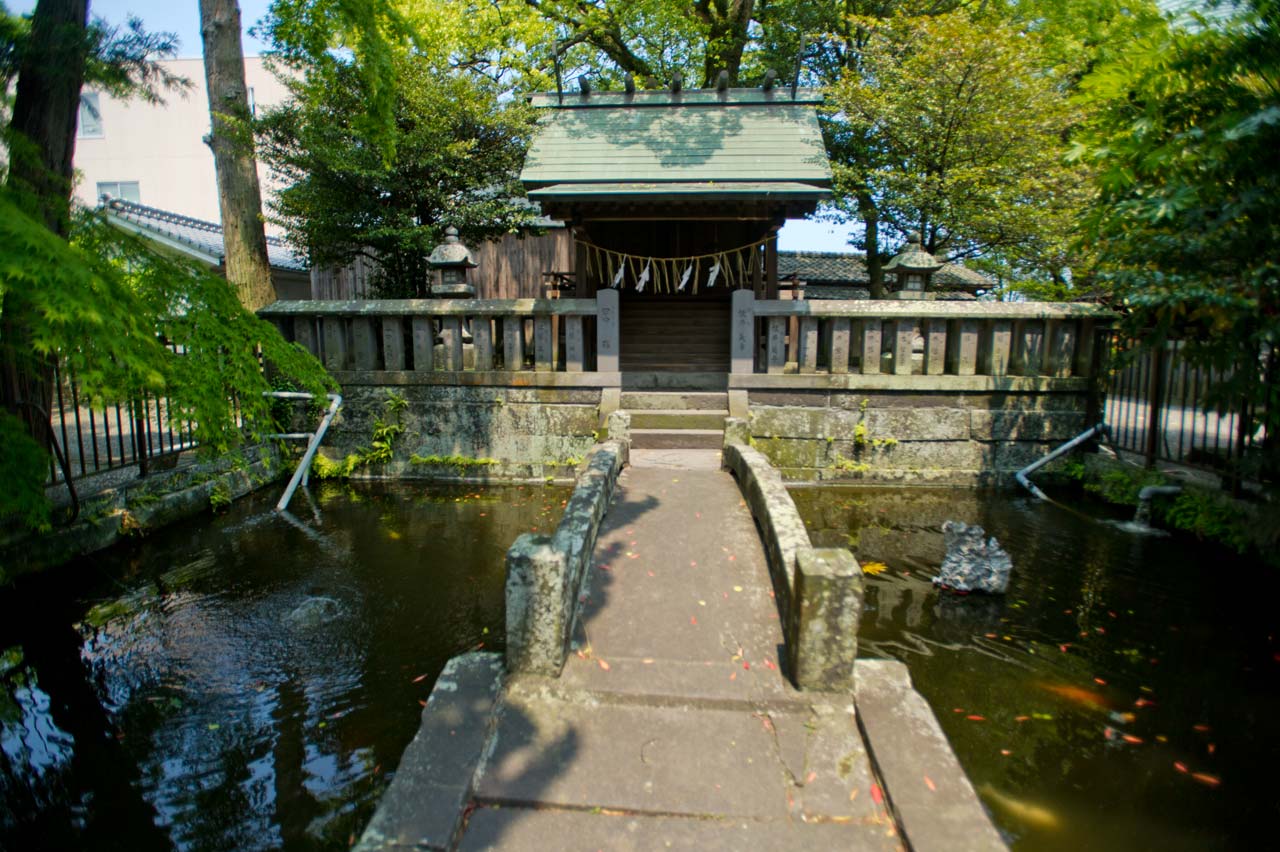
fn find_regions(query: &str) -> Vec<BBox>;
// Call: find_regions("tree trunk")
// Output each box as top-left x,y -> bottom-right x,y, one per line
1,0 -> 89,451
858,191 -> 885,299
698,0 -> 755,86
199,0 -> 276,311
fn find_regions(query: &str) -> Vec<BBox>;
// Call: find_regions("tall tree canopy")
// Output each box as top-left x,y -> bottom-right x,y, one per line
1078,0 -> 1280,464
257,53 -> 536,296
0,1 -> 331,529
827,11 -> 1088,295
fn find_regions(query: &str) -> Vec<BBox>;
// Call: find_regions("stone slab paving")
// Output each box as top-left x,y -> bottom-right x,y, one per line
461,466 -> 904,850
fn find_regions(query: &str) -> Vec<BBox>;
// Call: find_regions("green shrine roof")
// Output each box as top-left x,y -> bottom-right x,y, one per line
521,88 -> 832,203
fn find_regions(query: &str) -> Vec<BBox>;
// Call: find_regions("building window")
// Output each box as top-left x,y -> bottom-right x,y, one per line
78,92 -> 103,138
97,181 -> 141,204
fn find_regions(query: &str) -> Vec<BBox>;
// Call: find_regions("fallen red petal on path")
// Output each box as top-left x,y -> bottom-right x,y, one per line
598,659 -> 611,671
1174,762 -> 1189,773
412,673 -> 429,683
690,616 -> 698,625
871,784 -> 884,805
1193,724 -> 1211,732
1015,715 -> 1030,722
1192,773 -> 1221,787
1094,677 -> 1107,685
924,776 -> 937,791
967,715 -> 986,722
1122,734 -> 1143,744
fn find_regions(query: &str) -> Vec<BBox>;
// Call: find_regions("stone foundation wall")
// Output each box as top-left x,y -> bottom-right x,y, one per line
746,388 -> 1093,485
321,380 -> 606,481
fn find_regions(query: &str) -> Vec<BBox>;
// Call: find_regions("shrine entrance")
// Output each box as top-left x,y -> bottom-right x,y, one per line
520,85 -> 831,383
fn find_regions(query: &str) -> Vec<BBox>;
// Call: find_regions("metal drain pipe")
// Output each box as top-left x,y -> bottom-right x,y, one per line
262,391 -> 342,513
1015,423 -> 1109,501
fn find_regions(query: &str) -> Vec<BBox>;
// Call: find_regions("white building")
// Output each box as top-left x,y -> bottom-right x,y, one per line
73,56 -> 289,232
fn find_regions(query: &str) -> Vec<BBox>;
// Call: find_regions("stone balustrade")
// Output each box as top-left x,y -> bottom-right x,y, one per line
731,290 -> 1112,386
260,291 -> 621,386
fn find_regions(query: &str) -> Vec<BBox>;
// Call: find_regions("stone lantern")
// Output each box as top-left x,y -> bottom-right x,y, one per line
884,231 -> 943,300
427,226 -> 478,297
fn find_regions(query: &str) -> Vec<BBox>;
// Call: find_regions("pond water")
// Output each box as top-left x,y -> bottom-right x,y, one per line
790,486 -> 1280,852
0,481 -> 569,852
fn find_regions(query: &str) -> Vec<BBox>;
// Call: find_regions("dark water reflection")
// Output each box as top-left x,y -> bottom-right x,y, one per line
0,481 -> 569,851
790,486 -> 1280,852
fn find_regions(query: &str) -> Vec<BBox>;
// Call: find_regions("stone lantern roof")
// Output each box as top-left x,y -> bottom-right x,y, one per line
884,232 -> 943,277
428,227 -> 478,269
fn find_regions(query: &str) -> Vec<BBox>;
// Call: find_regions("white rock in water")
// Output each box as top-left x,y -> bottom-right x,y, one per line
934,521 -> 1013,594
286,595 -> 342,629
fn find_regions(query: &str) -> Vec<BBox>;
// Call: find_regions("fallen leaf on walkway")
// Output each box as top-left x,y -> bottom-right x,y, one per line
1000,749 -> 1012,756
733,585 -> 744,592
690,616 -> 698,625
924,776 -> 936,792
849,788 -> 858,801
1192,772 -> 1221,787
862,562 -> 888,575
967,715 -> 986,722
1175,762 -> 1189,773
598,659 -> 611,671
763,658 -> 777,670
1122,734 -> 1143,744
698,600 -> 707,606
730,672 -> 737,681
1015,715 -> 1030,722
871,784 -> 883,805
806,771 -> 817,784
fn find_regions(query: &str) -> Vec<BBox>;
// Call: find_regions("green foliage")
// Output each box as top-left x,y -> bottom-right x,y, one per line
827,10 -> 1090,289
208,482 -> 232,513
408,453 -> 499,470
1084,465 -> 1168,506
261,0 -> 420,159
0,411 -> 51,530
1077,0 -> 1280,450
256,52 -> 537,296
311,391 -> 408,477
1164,488 -> 1254,554
0,195 -> 333,529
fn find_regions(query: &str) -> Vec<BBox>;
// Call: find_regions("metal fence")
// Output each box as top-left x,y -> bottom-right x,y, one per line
46,353 -> 200,486
1104,340 -> 1268,478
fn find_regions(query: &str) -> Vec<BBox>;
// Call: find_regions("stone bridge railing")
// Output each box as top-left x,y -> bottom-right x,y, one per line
730,291 -> 1113,386
260,291 -> 621,386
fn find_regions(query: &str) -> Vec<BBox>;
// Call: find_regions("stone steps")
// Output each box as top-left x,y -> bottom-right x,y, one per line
630,428 -> 724,450
621,391 -> 729,410
620,371 -> 729,390
628,409 -> 728,430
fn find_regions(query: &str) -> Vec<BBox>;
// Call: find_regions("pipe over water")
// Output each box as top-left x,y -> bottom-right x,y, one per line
262,391 -> 342,513
1015,423 -> 1110,501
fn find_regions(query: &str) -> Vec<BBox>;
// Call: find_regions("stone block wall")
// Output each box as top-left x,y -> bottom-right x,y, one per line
746,388 -> 1091,485
322,381 -> 604,481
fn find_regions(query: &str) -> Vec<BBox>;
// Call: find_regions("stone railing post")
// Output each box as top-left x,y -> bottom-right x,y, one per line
504,533 -> 570,676
596,289 -> 619,375
787,547 -> 864,692
731,289 -> 755,374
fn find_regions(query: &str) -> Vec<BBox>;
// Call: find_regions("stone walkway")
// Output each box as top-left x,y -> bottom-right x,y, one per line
458,465 -> 903,850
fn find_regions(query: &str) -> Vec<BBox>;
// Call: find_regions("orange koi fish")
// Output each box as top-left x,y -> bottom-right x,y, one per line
1038,682 -> 1111,711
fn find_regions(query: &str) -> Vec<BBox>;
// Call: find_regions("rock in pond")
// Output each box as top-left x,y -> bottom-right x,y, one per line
934,520 -> 1013,594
